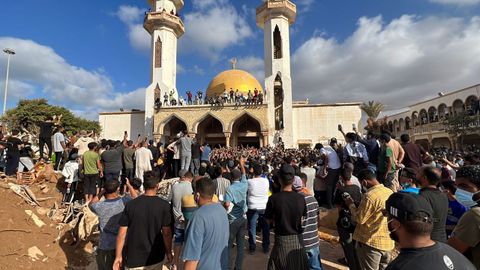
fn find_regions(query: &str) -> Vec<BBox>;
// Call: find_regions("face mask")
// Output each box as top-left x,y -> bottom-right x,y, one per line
401,182 -> 411,190
455,188 -> 479,208
388,219 -> 400,242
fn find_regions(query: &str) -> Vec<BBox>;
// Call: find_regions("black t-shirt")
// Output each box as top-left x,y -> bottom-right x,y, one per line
19,143 -> 33,158
7,137 -> 22,155
39,122 -> 54,139
191,143 -> 201,159
334,184 -> 362,208
420,187 -> 448,243
148,146 -> 160,161
101,146 -> 124,173
265,191 -> 306,236
119,196 -> 172,268
386,242 -> 476,270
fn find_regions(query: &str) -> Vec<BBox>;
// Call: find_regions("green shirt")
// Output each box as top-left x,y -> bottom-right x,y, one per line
378,146 -> 395,173
83,150 -> 100,175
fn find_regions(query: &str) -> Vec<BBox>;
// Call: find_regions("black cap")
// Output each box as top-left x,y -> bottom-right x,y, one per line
279,164 -> 295,182
386,193 -> 433,223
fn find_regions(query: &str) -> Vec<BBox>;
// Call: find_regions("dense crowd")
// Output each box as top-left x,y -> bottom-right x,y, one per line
1,119 -> 480,270
156,89 -> 264,109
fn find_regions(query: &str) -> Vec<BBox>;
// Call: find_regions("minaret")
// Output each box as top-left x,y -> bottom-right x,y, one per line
144,0 -> 185,137
256,0 -> 296,148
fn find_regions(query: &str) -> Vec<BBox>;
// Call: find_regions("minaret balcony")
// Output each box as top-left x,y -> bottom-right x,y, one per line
147,0 -> 184,11
144,11 -> 185,37
256,0 -> 297,28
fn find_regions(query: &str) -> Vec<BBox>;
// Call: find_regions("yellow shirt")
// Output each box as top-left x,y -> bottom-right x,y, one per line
351,184 -> 395,251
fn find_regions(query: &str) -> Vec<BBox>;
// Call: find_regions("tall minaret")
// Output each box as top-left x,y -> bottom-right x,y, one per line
144,0 -> 185,137
256,0 -> 296,148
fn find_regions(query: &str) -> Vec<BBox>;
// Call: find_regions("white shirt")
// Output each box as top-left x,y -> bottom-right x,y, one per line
74,137 -> 94,155
321,146 -> 341,169
53,132 -> 65,152
301,167 -> 316,193
247,177 -> 270,210
135,147 -> 153,171
350,175 -> 362,190
62,161 -> 79,184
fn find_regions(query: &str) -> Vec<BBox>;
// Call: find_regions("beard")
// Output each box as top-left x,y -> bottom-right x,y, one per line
388,221 -> 400,242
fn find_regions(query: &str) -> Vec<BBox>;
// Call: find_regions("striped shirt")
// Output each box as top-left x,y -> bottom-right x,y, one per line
301,193 -> 320,249
214,177 -> 231,202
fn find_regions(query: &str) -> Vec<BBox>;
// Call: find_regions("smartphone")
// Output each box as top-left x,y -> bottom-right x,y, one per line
338,124 -> 342,131
352,123 -> 356,130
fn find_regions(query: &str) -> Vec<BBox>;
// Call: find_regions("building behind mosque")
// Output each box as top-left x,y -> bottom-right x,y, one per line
99,0 -> 362,148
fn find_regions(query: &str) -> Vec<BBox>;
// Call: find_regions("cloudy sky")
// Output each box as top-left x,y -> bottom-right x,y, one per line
1,0 -> 480,119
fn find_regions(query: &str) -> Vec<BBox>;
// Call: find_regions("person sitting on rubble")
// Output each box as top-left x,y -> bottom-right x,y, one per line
18,135 -> 35,173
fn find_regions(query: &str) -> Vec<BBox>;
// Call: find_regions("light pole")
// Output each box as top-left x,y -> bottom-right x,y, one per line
3,48 -> 15,116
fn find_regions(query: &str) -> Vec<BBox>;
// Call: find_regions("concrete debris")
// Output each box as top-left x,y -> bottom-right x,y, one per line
27,246 -> 44,261
25,210 -> 46,228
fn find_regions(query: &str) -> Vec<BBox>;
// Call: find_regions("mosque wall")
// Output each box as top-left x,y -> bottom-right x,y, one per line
292,103 -> 362,147
99,111 -> 146,141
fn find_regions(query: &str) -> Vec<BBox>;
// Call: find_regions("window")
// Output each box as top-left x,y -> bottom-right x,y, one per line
155,37 -> 162,68
273,26 -> 282,59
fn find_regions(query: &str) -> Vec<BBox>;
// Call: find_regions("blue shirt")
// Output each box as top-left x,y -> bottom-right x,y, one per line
201,145 -> 211,161
90,196 -> 131,250
182,203 -> 229,270
225,174 -> 248,222
446,199 -> 468,237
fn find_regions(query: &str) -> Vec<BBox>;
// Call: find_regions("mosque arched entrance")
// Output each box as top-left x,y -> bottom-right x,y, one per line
195,114 -> 226,147
231,114 -> 262,148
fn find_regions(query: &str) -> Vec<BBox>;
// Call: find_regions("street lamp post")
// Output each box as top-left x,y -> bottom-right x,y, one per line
3,48 -> 16,116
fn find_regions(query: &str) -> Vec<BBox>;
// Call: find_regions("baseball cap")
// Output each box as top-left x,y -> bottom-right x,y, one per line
293,176 -> 303,191
279,164 -> 295,182
385,193 -> 433,223
179,169 -> 188,178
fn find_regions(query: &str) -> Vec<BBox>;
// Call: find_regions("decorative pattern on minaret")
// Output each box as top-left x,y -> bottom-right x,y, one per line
155,37 -> 162,68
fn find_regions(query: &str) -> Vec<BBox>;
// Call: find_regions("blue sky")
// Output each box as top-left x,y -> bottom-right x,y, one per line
1,0 -> 480,119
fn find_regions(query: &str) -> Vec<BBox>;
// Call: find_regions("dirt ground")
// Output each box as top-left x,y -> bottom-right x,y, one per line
0,177 -> 346,270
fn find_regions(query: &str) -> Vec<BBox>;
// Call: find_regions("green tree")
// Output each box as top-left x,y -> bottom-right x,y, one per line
443,112 -> 479,150
1,99 -> 100,136
361,101 -> 385,120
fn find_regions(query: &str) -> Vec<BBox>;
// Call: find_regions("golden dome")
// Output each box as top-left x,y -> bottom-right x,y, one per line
206,69 -> 263,97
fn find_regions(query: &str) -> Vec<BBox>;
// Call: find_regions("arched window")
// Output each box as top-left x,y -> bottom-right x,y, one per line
155,37 -> 162,68
274,74 -> 284,130
273,26 -> 282,59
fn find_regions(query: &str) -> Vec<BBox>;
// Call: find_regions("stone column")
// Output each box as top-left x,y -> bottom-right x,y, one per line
261,132 -> 269,147
224,132 -> 232,148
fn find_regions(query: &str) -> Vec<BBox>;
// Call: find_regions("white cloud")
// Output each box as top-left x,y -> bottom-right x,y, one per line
237,56 -> 264,82
0,37 -> 145,118
116,1 -> 252,60
115,5 -> 150,52
429,0 -> 480,6
181,0 -> 253,61
291,15 -> 480,109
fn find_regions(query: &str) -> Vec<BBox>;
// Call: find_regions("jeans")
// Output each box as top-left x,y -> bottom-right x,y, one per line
305,246 -> 323,270
247,209 -> 270,252
95,249 -> 115,270
325,168 -> 340,209
180,154 -> 192,171
190,158 -> 200,175
54,151 -> 63,170
39,137 -> 52,159
173,159 -> 180,177
105,172 -> 120,182
5,153 -> 19,176
229,217 -> 246,270
337,226 -> 360,270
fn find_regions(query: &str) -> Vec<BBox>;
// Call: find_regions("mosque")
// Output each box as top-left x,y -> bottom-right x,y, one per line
99,0 -> 362,148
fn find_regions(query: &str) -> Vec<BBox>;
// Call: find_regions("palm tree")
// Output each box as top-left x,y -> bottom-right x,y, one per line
361,101 -> 385,120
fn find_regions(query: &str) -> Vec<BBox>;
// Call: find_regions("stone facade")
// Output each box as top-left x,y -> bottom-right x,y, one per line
386,84 -> 480,150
